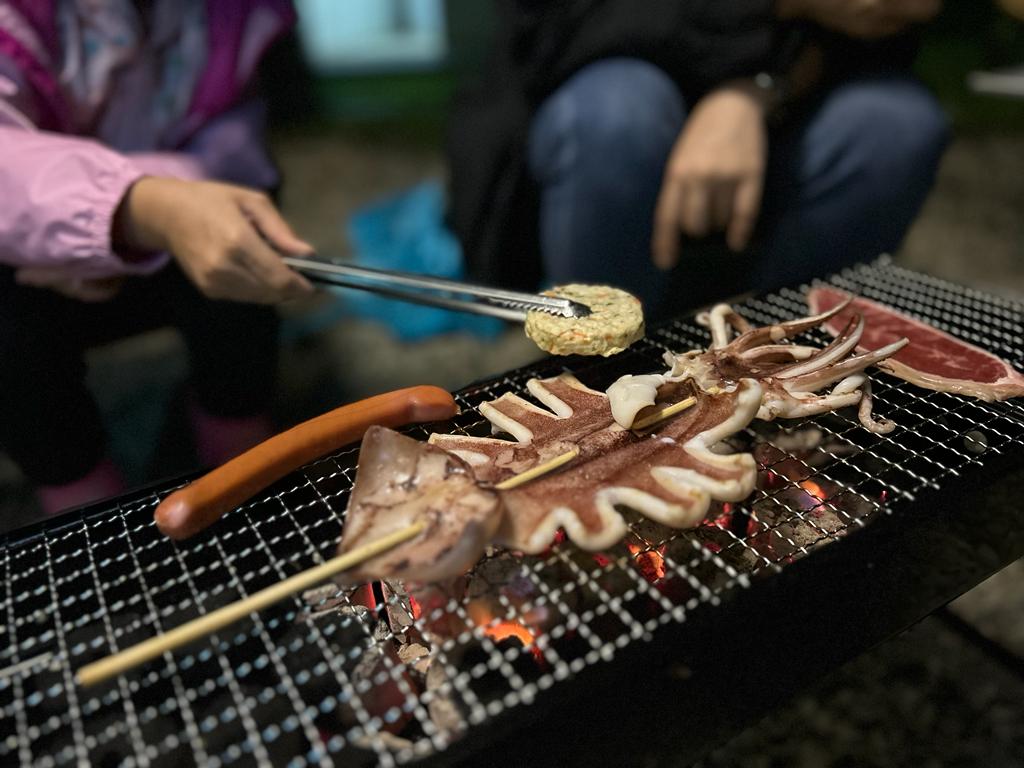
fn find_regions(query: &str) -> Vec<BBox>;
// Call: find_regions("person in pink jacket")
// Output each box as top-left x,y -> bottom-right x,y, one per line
0,0 -> 315,514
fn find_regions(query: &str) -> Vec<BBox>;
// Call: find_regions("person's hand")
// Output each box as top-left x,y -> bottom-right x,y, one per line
776,0 -> 941,39
115,177 -> 315,304
14,268 -> 124,302
652,82 -> 768,270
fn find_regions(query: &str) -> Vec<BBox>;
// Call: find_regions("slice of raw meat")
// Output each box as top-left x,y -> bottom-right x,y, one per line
807,286 -> 1024,401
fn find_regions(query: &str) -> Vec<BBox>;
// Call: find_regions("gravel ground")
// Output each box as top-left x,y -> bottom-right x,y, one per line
699,615 -> 1024,768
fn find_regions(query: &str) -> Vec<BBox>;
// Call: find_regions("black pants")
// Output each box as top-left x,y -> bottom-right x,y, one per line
0,265 -> 279,485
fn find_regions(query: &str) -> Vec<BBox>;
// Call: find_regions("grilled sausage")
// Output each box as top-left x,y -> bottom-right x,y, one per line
154,385 -> 457,540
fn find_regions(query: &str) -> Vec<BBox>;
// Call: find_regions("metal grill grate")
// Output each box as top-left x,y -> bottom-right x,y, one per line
2,257 -> 1024,767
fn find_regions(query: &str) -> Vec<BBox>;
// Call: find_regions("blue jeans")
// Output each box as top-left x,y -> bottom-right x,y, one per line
527,58 -> 949,316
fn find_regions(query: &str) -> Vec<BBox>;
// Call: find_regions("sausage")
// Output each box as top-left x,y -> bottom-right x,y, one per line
154,385 -> 457,540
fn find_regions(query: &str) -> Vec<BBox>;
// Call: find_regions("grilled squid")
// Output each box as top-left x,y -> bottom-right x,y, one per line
678,299 -> 907,434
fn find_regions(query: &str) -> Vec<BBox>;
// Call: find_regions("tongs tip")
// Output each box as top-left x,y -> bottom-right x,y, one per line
563,300 -> 592,319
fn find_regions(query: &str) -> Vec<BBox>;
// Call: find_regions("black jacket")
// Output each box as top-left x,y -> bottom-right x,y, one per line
446,0 -> 919,290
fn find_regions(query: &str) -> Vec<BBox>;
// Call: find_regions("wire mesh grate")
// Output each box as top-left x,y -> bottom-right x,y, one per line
2,257 -> 1024,767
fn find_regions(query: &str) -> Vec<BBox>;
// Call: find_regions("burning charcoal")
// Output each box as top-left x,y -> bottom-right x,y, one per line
300,584 -> 367,623
397,642 -> 432,676
344,622 -> 419,736
371,619 -> 392,644
426,657 -> 466,734
753,441 -> 789,468
775,518 -> 824,550
628,513 -> 676,547
381,581 -> 418,639
404,583 -> 471,641
301,583 -> 341,607
465,553 -> 529,598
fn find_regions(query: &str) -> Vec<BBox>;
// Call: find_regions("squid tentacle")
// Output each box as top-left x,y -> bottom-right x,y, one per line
857,377 -> 895,434
775,314 -> 864,380
667,299 -> 905,433
739,344 -> 819,363
783,338 -> 908,393
726,297 -> 853,353
831,373 -> 866,396
699,304 -> 755,349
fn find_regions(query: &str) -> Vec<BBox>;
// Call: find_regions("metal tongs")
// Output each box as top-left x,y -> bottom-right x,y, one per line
283,256 -> 592,322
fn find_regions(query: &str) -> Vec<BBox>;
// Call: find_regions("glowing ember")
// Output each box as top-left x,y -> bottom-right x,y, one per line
350,584 -> 377,610
408,595 -> 422,620
484,621 -> 545,665
708,510 -> 733,529
627,543 -> 666,582
467,601 -> 545,663
800,480 -> 827,501
485,621 -> 536,647
538,529 -> 569,556
592,553 -> 612,568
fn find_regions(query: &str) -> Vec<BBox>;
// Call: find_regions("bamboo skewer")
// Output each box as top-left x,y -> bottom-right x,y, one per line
76,521 -> 426,688
630,386 -> 722,432
630,396 -> 697,431
78,443 -> 588,688
495,447 -> 580,490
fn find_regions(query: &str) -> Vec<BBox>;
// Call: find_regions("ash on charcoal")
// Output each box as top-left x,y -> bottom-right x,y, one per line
426,656 -> 466,733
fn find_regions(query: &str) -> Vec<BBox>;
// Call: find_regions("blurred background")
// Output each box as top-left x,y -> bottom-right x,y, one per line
3,1 -> 1024,764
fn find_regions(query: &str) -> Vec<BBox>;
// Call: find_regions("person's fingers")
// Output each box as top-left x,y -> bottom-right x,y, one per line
233,225 -> 314,302
680,180 -> 710,239
709,180 -> 735,232
652,178 -> 683,270
726,175 -> 764,253
238,191 -> 314,255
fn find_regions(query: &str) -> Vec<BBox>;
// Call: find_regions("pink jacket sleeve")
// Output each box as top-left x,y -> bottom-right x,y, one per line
0,126 -> 199,278
0,32 -> 279,283
0,106 -> 280,279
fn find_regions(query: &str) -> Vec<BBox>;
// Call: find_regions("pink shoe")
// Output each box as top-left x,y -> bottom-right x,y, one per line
36,458 -> 126,515
188,401 -> 275,468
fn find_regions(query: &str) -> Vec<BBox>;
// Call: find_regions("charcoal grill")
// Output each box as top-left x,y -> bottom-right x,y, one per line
2,257 -> 1024,767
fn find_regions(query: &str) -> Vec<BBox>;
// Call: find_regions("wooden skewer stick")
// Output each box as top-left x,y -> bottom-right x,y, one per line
78,443 -> 587,688
630,386 -> 722,432
495,447 -> 580,490
76,520 -> 426,688
631,396 -> 696,432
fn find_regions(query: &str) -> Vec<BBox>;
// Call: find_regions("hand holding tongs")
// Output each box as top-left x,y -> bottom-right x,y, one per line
282,255 -> 591,322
